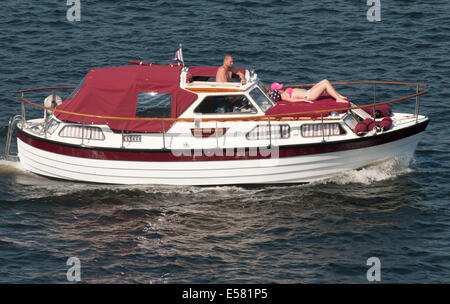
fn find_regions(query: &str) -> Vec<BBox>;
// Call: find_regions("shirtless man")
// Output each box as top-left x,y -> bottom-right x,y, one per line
216,55 -> 246,84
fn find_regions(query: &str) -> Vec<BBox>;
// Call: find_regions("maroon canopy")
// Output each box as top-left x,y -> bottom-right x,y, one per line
56,64 -> 198,133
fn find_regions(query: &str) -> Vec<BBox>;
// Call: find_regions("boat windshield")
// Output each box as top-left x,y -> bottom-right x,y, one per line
258,80 -> 270,95
249,84 -> 274,112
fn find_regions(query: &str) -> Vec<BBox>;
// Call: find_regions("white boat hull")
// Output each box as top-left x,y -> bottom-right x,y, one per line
17,130 -> 424,185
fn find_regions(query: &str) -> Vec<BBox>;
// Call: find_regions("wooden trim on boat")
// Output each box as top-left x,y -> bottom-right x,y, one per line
18,86 -> 77,93
185,88 -> 246,93
285,81 -> 428,88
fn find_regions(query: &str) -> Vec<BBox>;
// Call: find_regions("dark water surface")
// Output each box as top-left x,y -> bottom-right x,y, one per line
0,1 -> 449,283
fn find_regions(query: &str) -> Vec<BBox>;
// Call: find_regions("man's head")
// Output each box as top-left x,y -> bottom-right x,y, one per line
223,55 -> 234,68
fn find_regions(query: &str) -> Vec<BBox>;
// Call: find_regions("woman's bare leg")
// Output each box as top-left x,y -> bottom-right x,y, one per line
307,79 -> 347,103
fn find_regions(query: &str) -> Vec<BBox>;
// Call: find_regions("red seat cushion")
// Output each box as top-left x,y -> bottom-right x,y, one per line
265,94 -> 350,119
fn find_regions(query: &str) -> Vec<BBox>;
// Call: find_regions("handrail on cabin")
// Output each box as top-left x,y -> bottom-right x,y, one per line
17,81 -> 428,123
285,81 -> 428,88
18,86 -> 77,93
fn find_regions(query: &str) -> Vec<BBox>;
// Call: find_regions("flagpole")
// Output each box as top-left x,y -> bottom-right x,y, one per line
173,43 -> 184,67
179,43 -> 184,67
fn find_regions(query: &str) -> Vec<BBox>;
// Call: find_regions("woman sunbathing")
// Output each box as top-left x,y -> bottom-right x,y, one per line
269,80 -> 348,103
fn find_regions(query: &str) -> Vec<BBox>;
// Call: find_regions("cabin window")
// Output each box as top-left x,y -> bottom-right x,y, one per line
301,123 -> 346,137
46,119 -> 60,135
343,113 -> 359,130
194,95 -> 257,114
249,87 -> 274,112
136,92 -> 172,118
246,124 -> 290,140
59,125 -> 105,140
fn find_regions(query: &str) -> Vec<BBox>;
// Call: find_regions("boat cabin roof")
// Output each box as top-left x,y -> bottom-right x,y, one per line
54,63 -> 259,133
53,62 -> 348,133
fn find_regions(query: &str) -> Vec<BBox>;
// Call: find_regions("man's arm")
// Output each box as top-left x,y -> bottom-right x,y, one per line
230,67 -> 246,84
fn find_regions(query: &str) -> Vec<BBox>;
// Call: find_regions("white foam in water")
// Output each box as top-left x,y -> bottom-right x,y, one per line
322,157 -> 414,185
0,159 -> 27,175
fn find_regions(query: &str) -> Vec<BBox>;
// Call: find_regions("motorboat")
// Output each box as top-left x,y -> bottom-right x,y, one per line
4,60 -> 429,185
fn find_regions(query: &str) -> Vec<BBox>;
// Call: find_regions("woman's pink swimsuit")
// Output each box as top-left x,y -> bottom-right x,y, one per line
285,88 -> 294,98
285,88 -> 310,100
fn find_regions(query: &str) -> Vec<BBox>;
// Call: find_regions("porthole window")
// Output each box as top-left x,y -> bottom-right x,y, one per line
301,123 -> 345,137
246,124 -> 290,140
59,125 -> 105,140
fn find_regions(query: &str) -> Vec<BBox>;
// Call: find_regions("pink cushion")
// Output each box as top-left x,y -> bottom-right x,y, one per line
354,121 -> 368,135
379,117 -> 392,131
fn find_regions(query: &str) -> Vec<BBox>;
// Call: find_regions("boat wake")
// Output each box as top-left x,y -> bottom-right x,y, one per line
0,159 -> 27,175
321,156 -> 414,185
